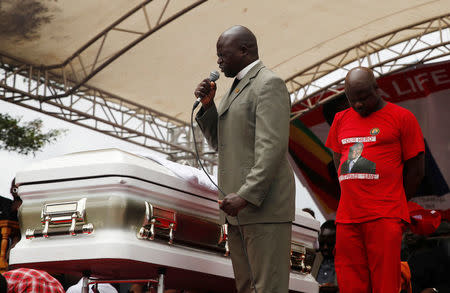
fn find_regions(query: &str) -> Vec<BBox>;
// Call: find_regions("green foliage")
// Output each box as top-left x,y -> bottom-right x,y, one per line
0,113 -> 66,155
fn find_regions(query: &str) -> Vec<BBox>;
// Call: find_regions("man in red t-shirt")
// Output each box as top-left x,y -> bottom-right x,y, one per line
325,67 -> 425,293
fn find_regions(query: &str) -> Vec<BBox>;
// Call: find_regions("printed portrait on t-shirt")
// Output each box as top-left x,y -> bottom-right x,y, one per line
340,142 -> 376,174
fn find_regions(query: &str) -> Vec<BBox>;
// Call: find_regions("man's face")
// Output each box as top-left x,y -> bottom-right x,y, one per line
346,83 -> 381,117
318,228 -> 336,259
349,144 -> 363,160
216,35 -> 243,78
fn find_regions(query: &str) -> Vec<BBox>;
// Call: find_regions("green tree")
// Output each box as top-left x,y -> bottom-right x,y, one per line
0,113 -> 65,155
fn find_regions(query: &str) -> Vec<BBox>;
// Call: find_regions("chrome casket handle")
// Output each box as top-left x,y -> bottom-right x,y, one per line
26,198 -> 94,239
138,202 -> 177,245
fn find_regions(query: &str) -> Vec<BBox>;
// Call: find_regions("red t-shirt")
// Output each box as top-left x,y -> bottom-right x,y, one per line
326,102 -> 424,223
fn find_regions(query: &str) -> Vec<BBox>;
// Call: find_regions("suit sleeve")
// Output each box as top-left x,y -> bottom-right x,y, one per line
236,77 -> 291,207
195,103 -> 219,151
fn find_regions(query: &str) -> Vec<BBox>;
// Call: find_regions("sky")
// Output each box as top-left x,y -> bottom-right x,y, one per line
0,99 -> 326,223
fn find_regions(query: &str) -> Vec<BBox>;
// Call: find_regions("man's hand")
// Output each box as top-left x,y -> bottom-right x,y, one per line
194,79 -> 217,109
219,193 -> 248,217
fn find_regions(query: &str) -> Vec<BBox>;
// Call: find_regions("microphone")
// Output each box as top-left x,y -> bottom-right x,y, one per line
193,70 -> 220,109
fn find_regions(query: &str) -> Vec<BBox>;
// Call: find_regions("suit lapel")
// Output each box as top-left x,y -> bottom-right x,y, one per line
218,61 -> 265,117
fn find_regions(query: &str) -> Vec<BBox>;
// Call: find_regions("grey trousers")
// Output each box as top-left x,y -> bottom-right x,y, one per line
228,222 -> 292,293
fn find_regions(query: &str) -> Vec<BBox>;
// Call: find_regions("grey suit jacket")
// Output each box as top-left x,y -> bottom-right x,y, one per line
196,61 -> 295,225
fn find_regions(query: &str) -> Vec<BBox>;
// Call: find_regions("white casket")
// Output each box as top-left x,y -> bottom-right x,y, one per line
10,149 -> 320,292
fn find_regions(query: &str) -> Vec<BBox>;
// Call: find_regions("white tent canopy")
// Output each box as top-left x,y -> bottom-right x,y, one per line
1,0 -> 449,122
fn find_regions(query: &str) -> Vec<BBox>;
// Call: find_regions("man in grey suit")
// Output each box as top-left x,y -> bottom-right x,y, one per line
194,25 -> 295,293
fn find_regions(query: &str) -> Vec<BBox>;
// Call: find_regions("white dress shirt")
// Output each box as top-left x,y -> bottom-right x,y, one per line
236,59 -> 260,80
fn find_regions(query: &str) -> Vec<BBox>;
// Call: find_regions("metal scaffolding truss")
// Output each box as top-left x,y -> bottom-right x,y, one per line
0,0 -> 217,171
0,54 -> 217,170
0,54 -> 217,169
288,13 -> 450,120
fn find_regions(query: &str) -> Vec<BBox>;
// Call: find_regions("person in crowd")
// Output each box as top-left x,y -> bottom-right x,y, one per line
0,196 -> 12,221
312,220 -> 338,292
8,179 -> 22,222
401,222 -> 450,293
2,268 -> 65,293
325,67 -> 425,292
0,179 -> 21,221
194,25 -> 295,293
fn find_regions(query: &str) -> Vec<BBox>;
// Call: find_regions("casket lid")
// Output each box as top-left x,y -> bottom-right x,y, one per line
15,148 -> 185,189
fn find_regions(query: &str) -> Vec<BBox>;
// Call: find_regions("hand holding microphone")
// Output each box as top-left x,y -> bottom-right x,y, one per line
193,71 -> 220,109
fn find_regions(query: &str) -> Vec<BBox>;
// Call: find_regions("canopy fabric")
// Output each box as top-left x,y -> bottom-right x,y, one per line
0,0 -> 448,122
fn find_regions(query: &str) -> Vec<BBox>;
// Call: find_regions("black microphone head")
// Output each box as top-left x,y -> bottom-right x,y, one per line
209,70 -> 220,82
